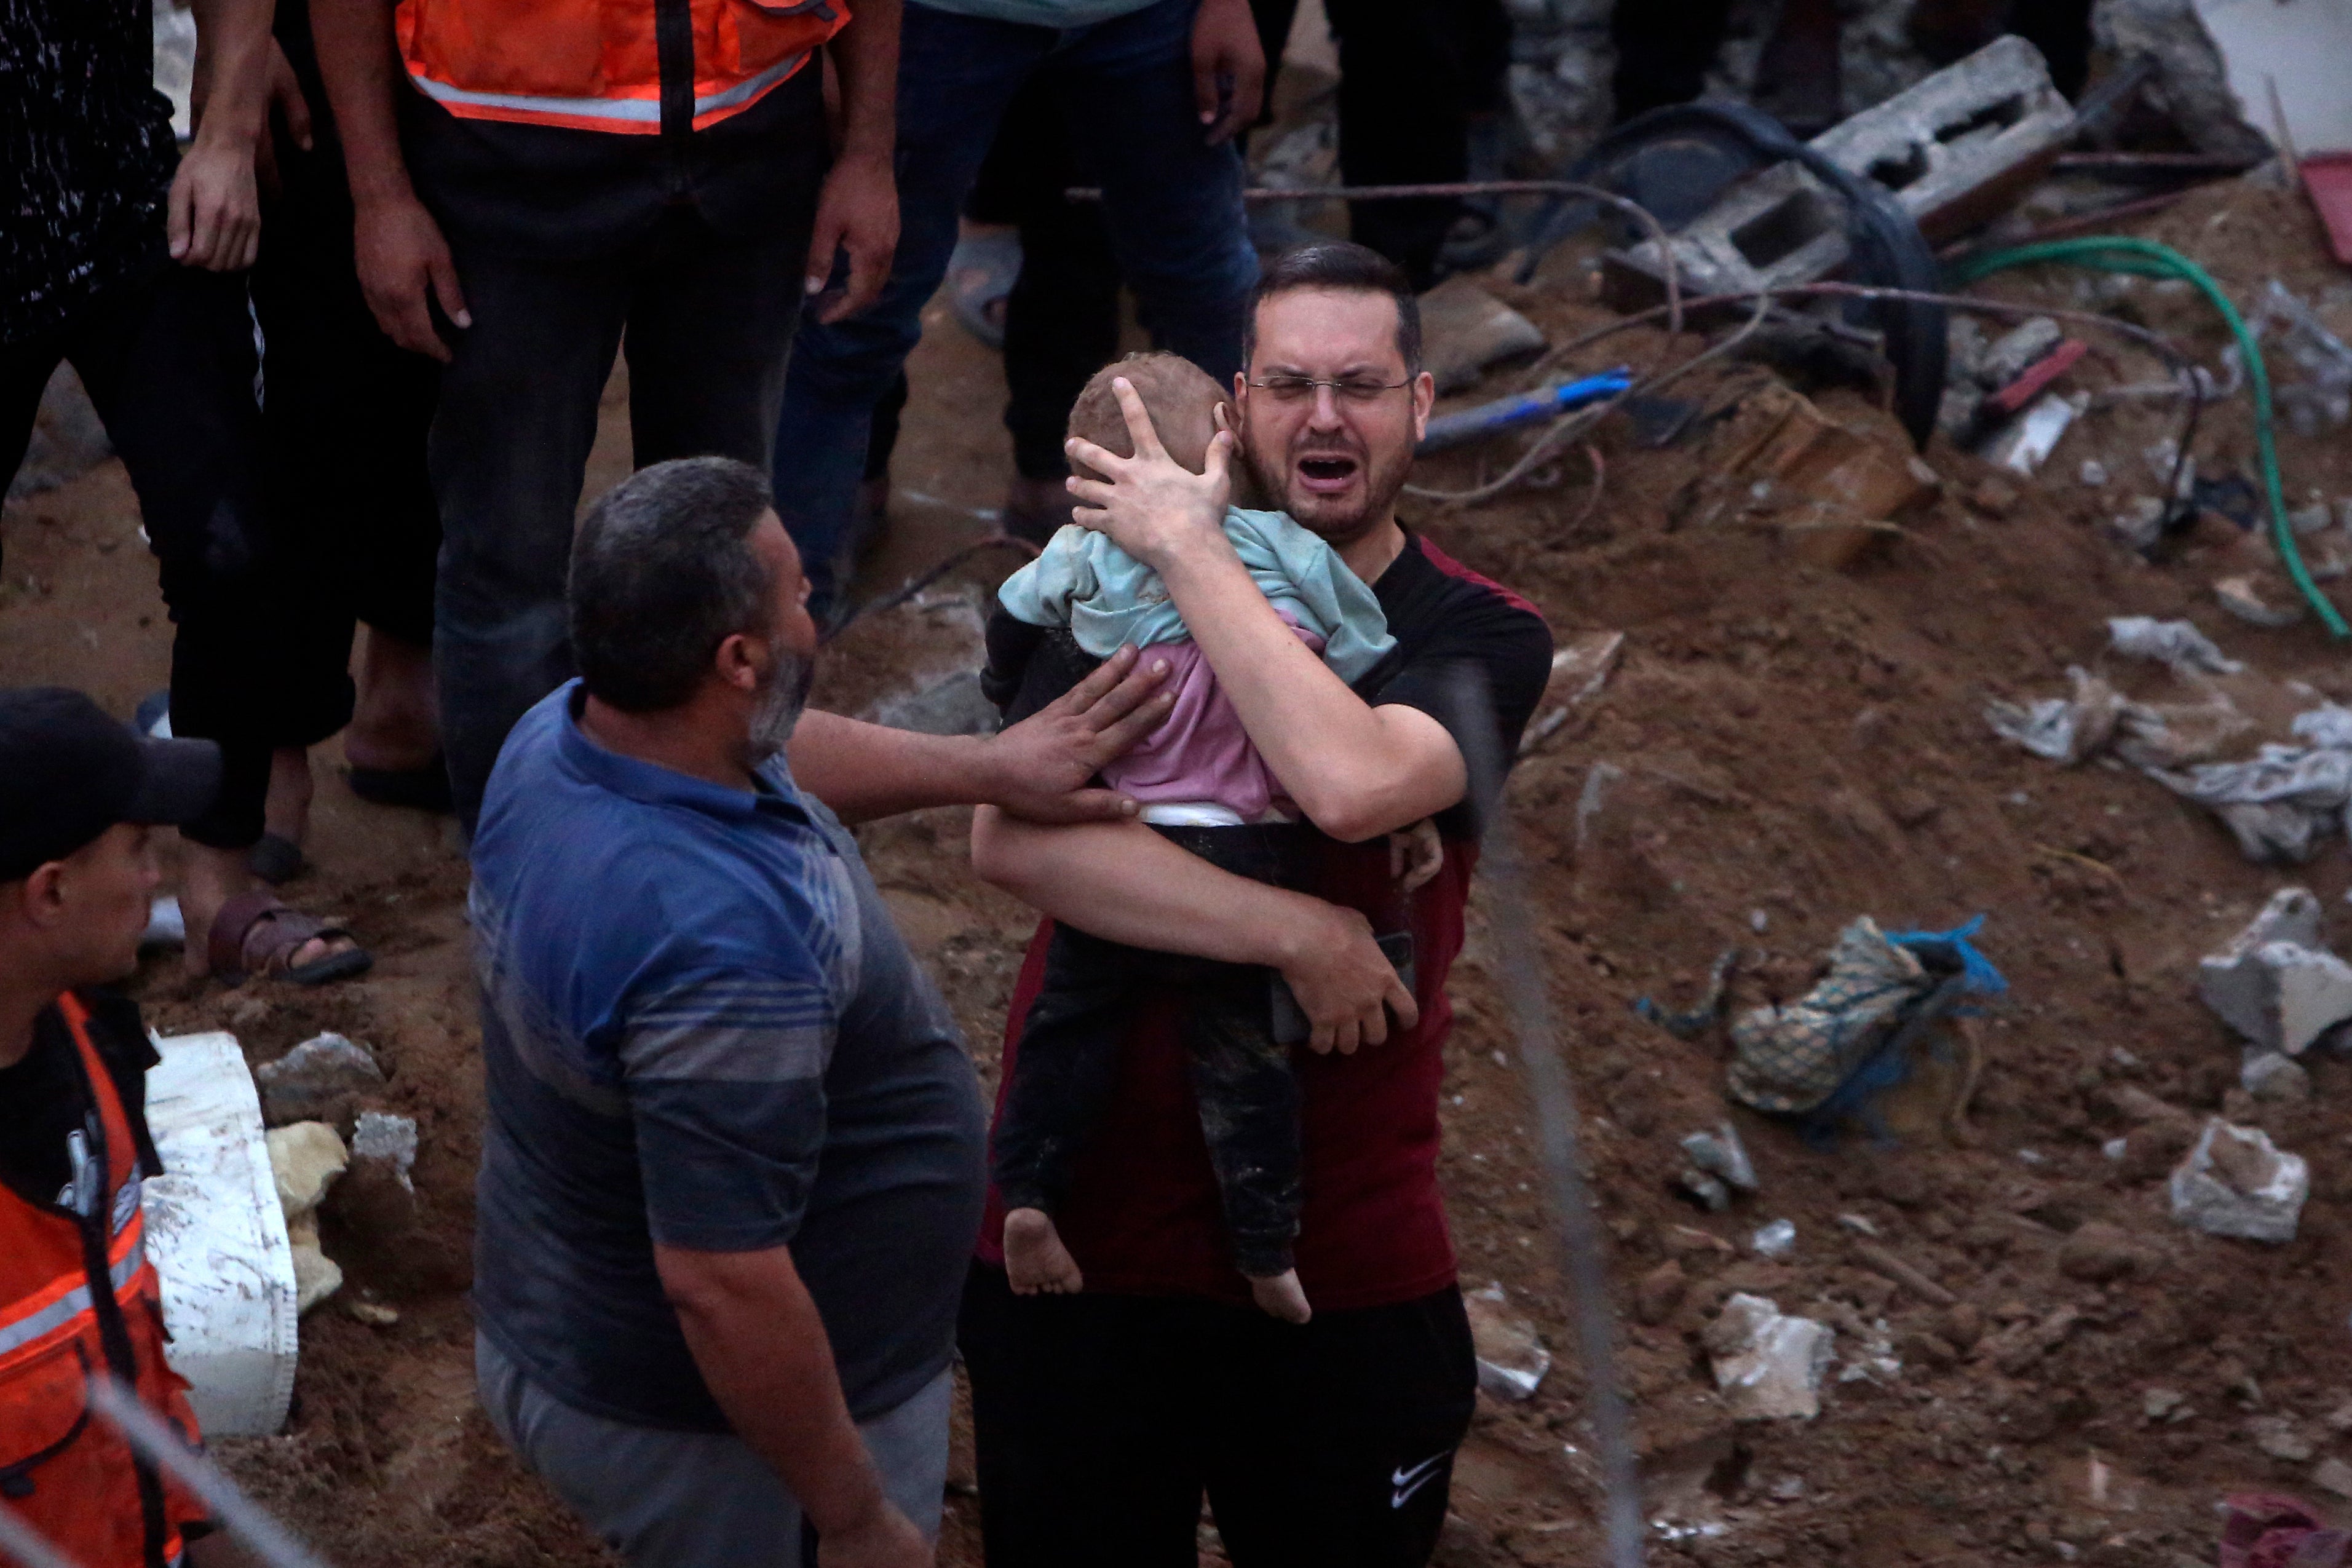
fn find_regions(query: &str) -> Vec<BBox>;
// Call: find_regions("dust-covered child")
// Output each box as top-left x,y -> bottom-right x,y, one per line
986,353 -> 1438,1322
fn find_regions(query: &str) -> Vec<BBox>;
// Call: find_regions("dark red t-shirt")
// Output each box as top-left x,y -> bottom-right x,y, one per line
978,533 -> 1553,1309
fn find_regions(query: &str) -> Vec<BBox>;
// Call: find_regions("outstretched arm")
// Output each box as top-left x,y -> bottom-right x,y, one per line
789,644 -> 1173,825
971,809 -> 1417,1055
1064,382 -> 1464,842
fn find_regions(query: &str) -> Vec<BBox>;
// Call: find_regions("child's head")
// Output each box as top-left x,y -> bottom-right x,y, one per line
1068,352 -> 1266,507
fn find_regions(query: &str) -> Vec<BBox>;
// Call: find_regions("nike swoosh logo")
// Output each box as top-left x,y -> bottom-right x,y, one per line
1390,1451 -> 1450,1510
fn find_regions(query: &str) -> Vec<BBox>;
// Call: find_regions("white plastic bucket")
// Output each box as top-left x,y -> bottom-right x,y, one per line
141,1031 -> 299,1437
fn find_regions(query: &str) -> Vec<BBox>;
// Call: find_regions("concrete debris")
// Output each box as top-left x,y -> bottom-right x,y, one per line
254,1031 -> 385,1126
2108,616 -> 2244,676
1417,275 -> 1547,395
2217,575 -> 2306,628
2243,280 -> 2352,436
1462,1283 -> 1551,1401
1678,1168 -> 1733,1212
1520,630 -> 1623,756
2148,707 -> 2352,863
1750,1218 -> 1797,1258
343,1297 -> 400,1329
2243,1048 -> 2314,1103
2081,459 -> 2110,488
266,1121 -> 350,1314
1985,667 -> 2124,766
350,1111 -> 419,1185
2200,889 -> 2327,1037
1984,392 -> 2084,477
1979,319 -> 2065,390
1603,38 -> 2072,310
2169,1119 -> 2310,1244
1681,1123 -> 1759,1192
266,1121 -> 349,1220
1705,1293 -> 1834,1422
2092,0 -> 2274,163
2145,1387 -> 2188,1422
2315,1457 -> 2352,1502
2249,1415 -> 2318,1463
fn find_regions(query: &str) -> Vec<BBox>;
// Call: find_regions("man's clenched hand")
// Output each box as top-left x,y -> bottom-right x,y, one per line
354,194 -> 469,360
1278,903 -> 1419,1056
977,644 -> 1173,823
805,152 -> 899,323
1190,0 -> 1265,145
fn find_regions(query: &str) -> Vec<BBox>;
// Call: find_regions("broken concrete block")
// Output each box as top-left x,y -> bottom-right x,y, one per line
284,1210 -> 344,1316
264,1121 -> 348,1221
349,1111 -> 418,1184
2243,1049 -> 2314,1103
1681,1123 -> 1759,1192
2263,943 -> 2352,1055
2094,0 -> 2275,164
1978,318 -> 2065,389
1462,1283 -> 1551,1401
1677,1168 -> 1732,1212
2199,889 -> 2327,1043
2170,1119 -> 2310,1244
255,1032 -> 385,1126
1705,1293 -> 1834,1421
1417,275 -> 1546,395
1602,36 -> 2073,311
2314,1457 -> 2352,1501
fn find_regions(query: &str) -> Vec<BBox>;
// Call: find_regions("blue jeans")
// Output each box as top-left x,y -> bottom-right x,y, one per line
772,0 -> 1256,619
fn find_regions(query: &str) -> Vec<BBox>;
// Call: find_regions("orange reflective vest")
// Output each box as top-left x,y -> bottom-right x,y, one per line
397,0 -> 847,135
0,995 -> 205,1568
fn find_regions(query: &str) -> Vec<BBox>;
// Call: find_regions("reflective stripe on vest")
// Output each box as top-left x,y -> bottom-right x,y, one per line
407,47 -> 808,129
0,1235 -> 146,1363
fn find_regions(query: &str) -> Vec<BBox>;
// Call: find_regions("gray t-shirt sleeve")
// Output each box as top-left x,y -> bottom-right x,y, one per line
619,967 -> 837,1253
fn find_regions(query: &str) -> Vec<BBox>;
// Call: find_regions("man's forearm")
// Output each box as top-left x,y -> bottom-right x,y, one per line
826,0 -> 901,163
309,0 -> 413,205
656,1243 -> 890,1538
972,807 -> 1322,962
788,710 -> 994,825
1155,544 -> 1466,841
189,0 -> 274,143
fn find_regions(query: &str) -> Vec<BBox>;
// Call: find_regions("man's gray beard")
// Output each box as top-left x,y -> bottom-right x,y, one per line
744,647 -> 815,767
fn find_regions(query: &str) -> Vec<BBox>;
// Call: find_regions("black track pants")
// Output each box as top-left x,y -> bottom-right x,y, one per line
959,1264 -> 1477,1567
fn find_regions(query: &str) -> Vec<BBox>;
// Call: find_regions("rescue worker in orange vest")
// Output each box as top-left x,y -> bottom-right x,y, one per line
307,0 -> 903,834
0,689 -> 235,1568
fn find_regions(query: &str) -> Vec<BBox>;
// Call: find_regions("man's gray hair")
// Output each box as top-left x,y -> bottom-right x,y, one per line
569,457 -> 777,713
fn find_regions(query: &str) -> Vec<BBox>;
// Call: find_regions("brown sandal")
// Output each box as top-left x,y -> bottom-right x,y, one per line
205,890 -> 373,987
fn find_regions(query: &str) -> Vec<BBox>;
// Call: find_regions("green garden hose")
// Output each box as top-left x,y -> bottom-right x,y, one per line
1949,236 -> 2346,638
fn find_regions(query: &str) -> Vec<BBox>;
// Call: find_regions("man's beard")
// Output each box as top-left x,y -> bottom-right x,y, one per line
744,645 -> 815,767
1243,424 -> 1411,543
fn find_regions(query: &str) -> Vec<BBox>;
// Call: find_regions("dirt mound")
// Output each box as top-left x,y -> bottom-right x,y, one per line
14,172 -> 2352,1567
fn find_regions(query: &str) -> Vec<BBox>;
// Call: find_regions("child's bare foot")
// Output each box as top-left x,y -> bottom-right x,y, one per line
1004,1208 -> 1084,1295
1388,817 -> 1444,893
1249,1269 -> 1312,1324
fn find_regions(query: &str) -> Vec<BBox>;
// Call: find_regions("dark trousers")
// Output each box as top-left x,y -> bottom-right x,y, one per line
1,265 -> 347,850
427,205 -> 813,830
772,0 -> 1255,617
994,825 -> 1315,1278
960,1264 -> 1477,1567
251,87 -> 441,658
1260,0 -> 1511,290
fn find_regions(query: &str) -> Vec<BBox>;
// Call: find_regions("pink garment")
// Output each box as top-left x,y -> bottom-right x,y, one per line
1104,620 -> 1325,820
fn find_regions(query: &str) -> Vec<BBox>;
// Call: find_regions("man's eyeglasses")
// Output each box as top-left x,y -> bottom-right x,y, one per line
1246,374 -> 1412,405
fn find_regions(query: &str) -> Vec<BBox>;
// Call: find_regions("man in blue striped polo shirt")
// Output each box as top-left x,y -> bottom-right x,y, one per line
464,456 -> 1177,1566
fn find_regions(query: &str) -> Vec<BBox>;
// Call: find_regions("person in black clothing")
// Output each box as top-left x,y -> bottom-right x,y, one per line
2,0 -> 370,986
244,0 -> 450,876
0,688 -> 231,1567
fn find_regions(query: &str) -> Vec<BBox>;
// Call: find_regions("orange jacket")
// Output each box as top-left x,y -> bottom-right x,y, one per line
0,994 -> 207,1568
397,0 -> 847,135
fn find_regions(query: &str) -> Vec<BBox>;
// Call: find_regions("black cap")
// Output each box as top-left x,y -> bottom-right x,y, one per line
0,688 -> 222,882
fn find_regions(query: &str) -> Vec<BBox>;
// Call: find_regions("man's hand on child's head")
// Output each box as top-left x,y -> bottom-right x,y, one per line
1066,378 -> 1234,572
978,644 -> 1175,824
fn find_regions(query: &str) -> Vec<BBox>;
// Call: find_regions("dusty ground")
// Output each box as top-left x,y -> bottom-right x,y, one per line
13,173 -> 2352,1567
